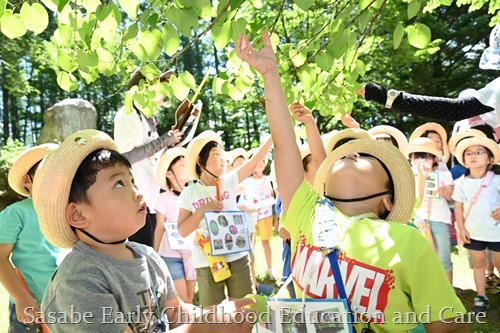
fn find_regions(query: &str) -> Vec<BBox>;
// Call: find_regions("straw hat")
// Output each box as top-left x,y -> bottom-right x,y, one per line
323,128 -> 373,153
406,137 -> 443,160
455,137 -> 500,167
156,147 -> 187,191
367,125 -> 408,155
409,122 -> 450,163
448,129 -> 487,156
185,130 -> 223,180
313,139 -> 415,223
246,147 -> 269,167
32,130 -> 118,248
227,148 -> 246,166
7,143 -> 60,197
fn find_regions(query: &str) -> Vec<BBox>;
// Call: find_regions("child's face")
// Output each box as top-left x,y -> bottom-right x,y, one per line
463,145 -> 492,168
324,153 -> 392,214
204,146 -> 226,177
168,157 -> 189,183
232,156 -> 245,169
253,159 -> 266,174
76,164 -> 147,241
409,154 -> 435,168
426,132 -> 443,151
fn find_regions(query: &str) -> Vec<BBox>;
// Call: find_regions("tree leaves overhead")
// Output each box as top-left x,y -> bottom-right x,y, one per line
0,0 -> 498,123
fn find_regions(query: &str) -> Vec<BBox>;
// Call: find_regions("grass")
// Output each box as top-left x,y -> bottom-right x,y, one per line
1,236 -> 499,332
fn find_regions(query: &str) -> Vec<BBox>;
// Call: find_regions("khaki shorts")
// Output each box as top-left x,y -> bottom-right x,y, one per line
196,255 -> 254,306
256,216 -> 273,240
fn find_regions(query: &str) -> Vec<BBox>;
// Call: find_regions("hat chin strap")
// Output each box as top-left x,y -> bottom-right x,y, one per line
77,228 -> 127,245
324,190 -> 393,203
201,166 -> 219,180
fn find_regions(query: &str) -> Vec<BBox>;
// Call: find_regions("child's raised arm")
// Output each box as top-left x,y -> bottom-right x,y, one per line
236,32 -> 303,211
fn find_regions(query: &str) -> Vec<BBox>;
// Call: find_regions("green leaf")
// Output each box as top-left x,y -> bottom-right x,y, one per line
293,0 -> 314,11
139,63 -> 160,81
171,76 -> 190,101
355,59 -> 366,76
180,71 -> 196,90
79,69 -> 98,84
97,48 -> 116,75
289,48 -> 307,67
57,50 -> 78,73
439,0 -> 453,5
126,40 -> 148,62
393,23 -> 404,50
179,0 -> 196,7
297,69 -> 315,90
251,0 -> 262,8
230,17 -> 247,42
20,3 -> 49,35
82,0 -> 100,12
122,24 -> 138,43
40,0 -> 58,12
138,30 -> 162,61
213,77 -> 225,95
211,20 -> 231,50
117,0 -> 139,19
76,50 -> 99,72
230,0 -> 245,10
58,0 -> 69,12
315,51 -> 334,71
124,90 -> 133,114
0,11 -> 27,39
227,83 -> 245,101
57,71 -> 78,92
96,4 -> 112,21
161,23 -> 180,56
407,0 -> 420,20
53,24 -> 72,47
407,23 -> 431,49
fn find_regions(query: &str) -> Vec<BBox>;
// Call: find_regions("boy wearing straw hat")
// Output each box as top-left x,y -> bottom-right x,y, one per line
236,31 -> 469,332
0,143 -> 64,332
32,129 -> 255,333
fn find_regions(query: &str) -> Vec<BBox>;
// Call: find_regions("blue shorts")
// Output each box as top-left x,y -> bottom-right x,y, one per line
9,302 -> 42,333
162,257 -> 186,280
464,239 -> 500,252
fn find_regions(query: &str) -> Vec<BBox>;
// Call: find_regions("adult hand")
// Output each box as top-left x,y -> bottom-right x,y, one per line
356,85 -> 366,98
340,113 -> 360,129
236,31 -> 277,76
492,207 -> 500,221
170,129 -> 184,143
290,101 -> 314,125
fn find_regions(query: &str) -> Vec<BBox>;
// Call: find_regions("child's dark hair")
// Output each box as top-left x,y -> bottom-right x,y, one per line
409,152 -> 439,168
463,147 -> 500,176
196,141 -> 222,177
69,149 -> 132,204
422,130 -> 441,140
27,160 -> 41,181
166,155 -> 183,190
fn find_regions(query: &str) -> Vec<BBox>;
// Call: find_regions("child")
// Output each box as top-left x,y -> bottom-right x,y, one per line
236,31 -> 469,333
367,125 -> 409,155
32,129 -> 255,332
177,130 -> 272,306
154,147 -> 196,304
238,148 -> 276,279
452,136 -> 500,315
410,122 -> 450,168
0,143 -> 63,333
407,137 -> 454,283
226,148 -> 246,172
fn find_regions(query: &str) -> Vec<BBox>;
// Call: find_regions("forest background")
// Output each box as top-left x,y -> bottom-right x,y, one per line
0,0 -> 500,208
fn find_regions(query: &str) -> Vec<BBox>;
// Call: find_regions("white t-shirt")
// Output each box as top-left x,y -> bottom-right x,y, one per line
238,175 -> 275,222
415,169 -> 453,224
178,171 -> 247,268
452,172 -> 500,242
114,107 -> 163,212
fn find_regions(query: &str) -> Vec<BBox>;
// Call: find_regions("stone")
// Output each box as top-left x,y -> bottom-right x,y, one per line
37,99 -> 97,144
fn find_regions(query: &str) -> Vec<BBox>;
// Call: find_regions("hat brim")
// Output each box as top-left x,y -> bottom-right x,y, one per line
185,131 -> 223,180
409,123 -> 450,163
33,130 -> 118,248
8,143 -> 60,197
313,139 -> 415,223
479,48 -> 500,70
448,129 -> 487,156
368,125 -> 408,155
455,137 -> 500,167
406,138 -> 443,160
156,147 -> 187,190
323,129 -> 373,153
227,148 -> 246,166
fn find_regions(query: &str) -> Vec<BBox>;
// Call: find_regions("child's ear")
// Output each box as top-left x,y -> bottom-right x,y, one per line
65,202 -> 89,229
382,196 -> 394,212
21,174 -> 33,194
166,170 -> 174,179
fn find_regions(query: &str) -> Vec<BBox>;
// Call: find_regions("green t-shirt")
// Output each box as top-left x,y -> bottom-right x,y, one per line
0,198 -> 64,305
281,180 -> 466,332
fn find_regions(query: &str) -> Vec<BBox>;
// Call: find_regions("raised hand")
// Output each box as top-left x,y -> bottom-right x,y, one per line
290,101 -> 314,124
236,31 -> 277,76
340,113 -> 360,129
